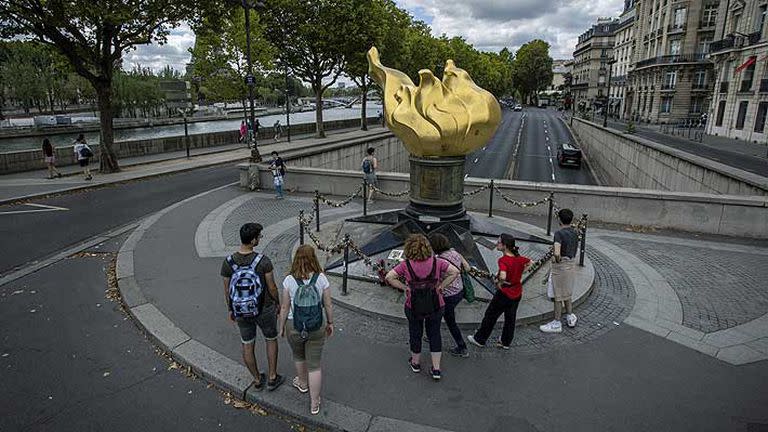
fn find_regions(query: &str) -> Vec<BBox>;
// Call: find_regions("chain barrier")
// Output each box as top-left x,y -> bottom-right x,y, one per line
462,183 -> 491,196
492,185 -> 551,208
370,185 -> 410,197
298,213 -> 346,254
316,185 -> 363,208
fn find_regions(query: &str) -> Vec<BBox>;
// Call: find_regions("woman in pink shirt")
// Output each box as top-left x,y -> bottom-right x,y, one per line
385,234 -> 459,381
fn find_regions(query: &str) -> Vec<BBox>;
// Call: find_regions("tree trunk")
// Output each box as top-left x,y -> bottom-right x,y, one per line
95,82 -> 120,173
314,87 -> 325,138
360,81 -> 368,131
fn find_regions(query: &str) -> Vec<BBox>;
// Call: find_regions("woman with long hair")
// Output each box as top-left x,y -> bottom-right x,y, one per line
41,138 -> 62,179
278,245 -> 334,415
385,234 -> 459,381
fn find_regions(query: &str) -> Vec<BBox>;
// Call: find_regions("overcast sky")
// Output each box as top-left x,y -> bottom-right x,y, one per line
127,0 -> 625,74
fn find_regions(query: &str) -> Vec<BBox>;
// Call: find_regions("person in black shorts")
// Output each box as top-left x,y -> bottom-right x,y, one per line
221,223 -> 284,391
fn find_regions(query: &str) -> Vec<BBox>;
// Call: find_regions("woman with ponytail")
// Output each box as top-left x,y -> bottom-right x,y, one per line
467,233 -> 531,350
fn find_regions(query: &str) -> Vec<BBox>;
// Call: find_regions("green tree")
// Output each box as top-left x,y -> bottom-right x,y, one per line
511,39 -> 553,104
260,0 -> 356,138
1,0 -> 202,172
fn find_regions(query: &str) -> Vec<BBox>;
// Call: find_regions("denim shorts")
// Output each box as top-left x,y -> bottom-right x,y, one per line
236,304 -> 278,344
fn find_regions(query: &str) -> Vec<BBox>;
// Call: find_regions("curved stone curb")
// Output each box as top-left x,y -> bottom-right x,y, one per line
116,185 -> 458,432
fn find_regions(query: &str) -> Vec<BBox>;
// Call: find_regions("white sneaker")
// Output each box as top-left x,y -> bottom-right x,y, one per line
539,320 -> 562,333
567,314 -> 578,328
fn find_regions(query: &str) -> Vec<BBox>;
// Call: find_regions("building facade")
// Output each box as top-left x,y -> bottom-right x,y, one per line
610,5 -> 636,119
707,0 -> 768,141
573,18 -> 617,113
627,0 -> 716,124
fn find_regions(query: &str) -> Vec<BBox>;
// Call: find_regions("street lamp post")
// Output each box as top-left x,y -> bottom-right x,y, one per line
284,64 -> 291,143
604,58 -> 617,128
237,0 -> 264,162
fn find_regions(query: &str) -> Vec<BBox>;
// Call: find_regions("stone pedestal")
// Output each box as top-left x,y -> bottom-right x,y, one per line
405,155 -> 466,220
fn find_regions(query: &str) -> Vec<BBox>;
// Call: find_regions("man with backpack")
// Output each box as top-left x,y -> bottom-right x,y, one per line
221,223 -> 284,391
361,147 -> 378,203
73,134 -> 93,180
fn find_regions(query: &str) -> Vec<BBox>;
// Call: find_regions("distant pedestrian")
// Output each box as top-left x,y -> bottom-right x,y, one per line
221,223 -> 285,392
278,245 -> 334,416
273,120 -> 282,142
239,120 -> 248,143
254,119 -> 261,138
540,209 -> 579,333
41,138 -> 62,179
269,151 -> 286,199
377,110 -> 384,127
385,234 -> 459,381
428,233 -> 471,358
361,147 -> 378,203
467,233 -> 531,350
72,134 -> 93,180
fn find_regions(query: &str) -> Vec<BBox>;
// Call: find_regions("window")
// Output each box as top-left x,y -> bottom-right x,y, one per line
694,70 -> 707,88
702,5 -> 718,26
741,57 -> 756,92
732,12 -> 741,33
664,71 -> 677,89
755,102 -> 768,132
758,5 -> 767,34
735,101 -> 748,129
661,96 -> 673,113
669,39 -> 681,55
716,100 -> 726,126
698,36 -> 713,54
690,97 -> 704,113
674,8 -> 687,27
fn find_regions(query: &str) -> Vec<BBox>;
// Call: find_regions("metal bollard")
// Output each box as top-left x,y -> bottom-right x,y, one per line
488,180 -> 494,218
546,192 -> 554,236
314,190 -> 320,232
342,234 -> 350,296
363,179 -> 368,216
579,213 -> 588,267
299,210 -> 305,245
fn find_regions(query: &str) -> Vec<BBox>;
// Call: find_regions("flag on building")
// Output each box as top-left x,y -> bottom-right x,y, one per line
735,56 -> 757,73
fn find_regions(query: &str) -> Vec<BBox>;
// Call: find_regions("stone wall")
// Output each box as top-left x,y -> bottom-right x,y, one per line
571,118 -> 768,196
0,117 -> 376,174
249,166 -> 768,238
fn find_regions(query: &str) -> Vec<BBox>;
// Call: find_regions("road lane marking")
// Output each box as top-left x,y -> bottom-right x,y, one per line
482,146 -> 486,151
0,203 -> 69,216
473,158 -> 479,163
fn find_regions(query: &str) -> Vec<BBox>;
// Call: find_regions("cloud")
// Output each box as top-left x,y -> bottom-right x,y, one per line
123,24 -> 195,73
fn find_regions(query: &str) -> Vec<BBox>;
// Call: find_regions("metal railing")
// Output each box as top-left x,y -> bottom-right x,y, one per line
667,24 -> 686,33
635,53 -> 708,68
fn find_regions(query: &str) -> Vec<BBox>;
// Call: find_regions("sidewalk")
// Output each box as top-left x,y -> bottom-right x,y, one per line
0,125 -> 387,204
117,186 -> 768,432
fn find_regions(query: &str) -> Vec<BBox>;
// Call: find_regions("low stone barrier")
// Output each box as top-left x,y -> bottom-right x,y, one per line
571,118 -> 768,196
0,117 -> 376,174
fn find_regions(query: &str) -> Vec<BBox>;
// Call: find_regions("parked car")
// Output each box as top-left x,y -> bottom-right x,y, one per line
513,104 -> 523,111
557,142 -> 582,168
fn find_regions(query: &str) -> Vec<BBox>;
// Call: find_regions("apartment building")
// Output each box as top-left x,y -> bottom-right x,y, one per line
627,0 -> 716,123
707,0 -> 768,141
572,18 -> 617,112
610,4 -> 637,119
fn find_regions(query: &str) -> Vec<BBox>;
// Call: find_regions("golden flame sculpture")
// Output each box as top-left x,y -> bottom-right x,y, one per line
367,46 -> 501,157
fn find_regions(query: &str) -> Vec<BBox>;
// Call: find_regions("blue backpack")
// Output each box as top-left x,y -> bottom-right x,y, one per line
361,158 -> 372,174
227,254 -> 264,318
292,273 -> 323,336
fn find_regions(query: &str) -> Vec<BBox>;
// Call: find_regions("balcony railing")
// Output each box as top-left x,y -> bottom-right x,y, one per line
710,32 -> 764,54
760,79 -> 768,93
692,82 -> 708,90
719,81 -> 729,93
699,20 -> 716,30
668,24 -> 686,33
635,53 -> 708,68
661,84 -> 676,90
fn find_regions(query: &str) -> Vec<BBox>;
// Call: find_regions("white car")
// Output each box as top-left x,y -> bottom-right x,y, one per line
513,105 -> 522,111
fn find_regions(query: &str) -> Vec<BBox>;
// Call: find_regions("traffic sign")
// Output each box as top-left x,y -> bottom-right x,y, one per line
245,75 -> 255,86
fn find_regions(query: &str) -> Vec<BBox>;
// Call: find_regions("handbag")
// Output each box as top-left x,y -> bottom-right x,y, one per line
444,254 -> 475,304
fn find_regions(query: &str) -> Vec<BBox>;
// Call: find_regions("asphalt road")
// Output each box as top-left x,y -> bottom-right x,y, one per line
464,109 -> 522,179
514,108 -> 596,185
0,164 -> 238,275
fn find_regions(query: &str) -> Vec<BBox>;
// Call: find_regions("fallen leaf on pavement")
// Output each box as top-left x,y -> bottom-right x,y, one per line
103,372 -> 111,377
250,406 -> 267,416
232,400 -> 249,409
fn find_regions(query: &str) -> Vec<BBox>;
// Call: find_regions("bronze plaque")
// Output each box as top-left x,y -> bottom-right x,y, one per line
419,167 -> 442,200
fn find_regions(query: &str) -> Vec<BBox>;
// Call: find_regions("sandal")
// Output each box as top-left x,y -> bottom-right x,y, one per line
292,376 -> 308,393
251,373 -> 266,391
311,399 -> 321,415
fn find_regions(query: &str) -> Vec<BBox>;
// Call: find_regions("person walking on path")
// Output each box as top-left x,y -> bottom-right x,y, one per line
269,151 -> 286,199
468,234 -> 531,350
540,208 -> 579,333
278,245 -> 334,416
428,233 -> 471,358
42,138 -> 62,179
72,134 -> 93,180
361,147 -> 378,203
239,120 -> 248,143
385,234 -> 459,381
273,120 -> 282,142
221,223 -> 285,392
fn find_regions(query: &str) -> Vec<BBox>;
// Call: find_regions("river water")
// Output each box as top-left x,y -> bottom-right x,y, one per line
0,104 -> 382,152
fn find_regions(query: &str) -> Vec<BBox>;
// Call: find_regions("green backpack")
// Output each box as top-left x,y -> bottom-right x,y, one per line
292,273 -> 323,336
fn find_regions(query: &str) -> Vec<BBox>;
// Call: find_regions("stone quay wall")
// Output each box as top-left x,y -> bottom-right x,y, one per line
571,118 -> 767,196
0,117 -> 377,174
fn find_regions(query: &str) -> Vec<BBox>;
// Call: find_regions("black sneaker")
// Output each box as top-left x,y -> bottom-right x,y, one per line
267,374 -> 284,391
408,358 -> 421,373
429,368 -> 441,381
467,335 -> 485,347
449,347 -> 469,358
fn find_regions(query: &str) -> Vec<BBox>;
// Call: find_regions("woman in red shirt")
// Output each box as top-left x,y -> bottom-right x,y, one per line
468,233 -> 531,350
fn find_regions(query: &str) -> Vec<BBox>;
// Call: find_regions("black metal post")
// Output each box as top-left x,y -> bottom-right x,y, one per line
184,115 -> 190,158
488,180 -> 494,218
299,210 -> 305,245
284,64 -> 291,143
546,192 -> 554,235
314,190 -> 320,232
362,179 -> 368,216
579,213 -> 588,267
341,234 -> 350,295
242,0 -> 261,162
